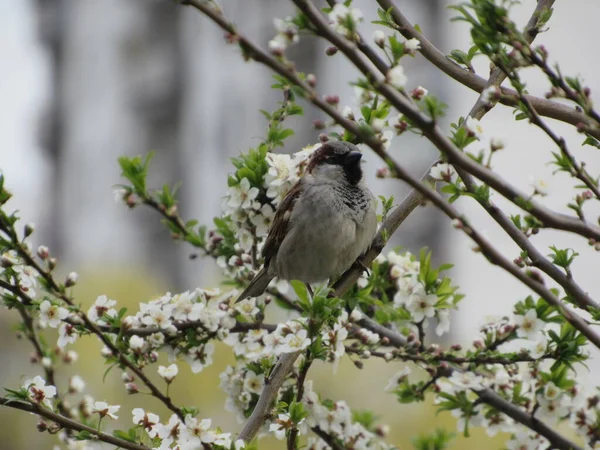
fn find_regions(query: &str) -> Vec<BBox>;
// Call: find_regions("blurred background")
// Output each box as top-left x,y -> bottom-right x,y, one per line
1,0 -> 599,448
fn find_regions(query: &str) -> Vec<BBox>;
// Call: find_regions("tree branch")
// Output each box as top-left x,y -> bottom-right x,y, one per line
1,234 -> 186,422
0,397 -> 150,450
183,1 -> 600,442
373,0 -> 600,139
357,316 -> 582,450
292,0 -> 600,243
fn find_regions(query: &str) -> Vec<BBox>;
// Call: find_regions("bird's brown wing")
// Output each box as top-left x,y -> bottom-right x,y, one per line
262,179 -> 303,264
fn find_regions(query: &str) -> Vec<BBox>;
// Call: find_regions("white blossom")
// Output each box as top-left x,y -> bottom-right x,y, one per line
92,401 -> 120,419
58,322 -> 78,348
129,335 -> 146,352
132,408 -> 160,438
530,177 -> 549,196
158,364 -> 178,383
68,375 -> 85,394
386,65 -> 408,89
465,116 -> 484,138
404,38 -> 421,53
406,290 -> 438,322
23,376 -> 56,408
185,343 -> 215,373
39,300 -> 69,328
393,275 -> 423,307
373,30 -> 385,46
481,86 -> 499,103
429,162 -> 456,182
385,367 -> 410,391
435,309 -> 451,336
536,394 -> 569,423
268,38 -> 286,55
270,413 -> 292,440
88,295 -> 117,324
448,371 -> 483,391
243,371 -> 264,395
227,178 -> 259,211
328,4 -> 363,37
280,328 -> 311,353
514,309 -> 545,340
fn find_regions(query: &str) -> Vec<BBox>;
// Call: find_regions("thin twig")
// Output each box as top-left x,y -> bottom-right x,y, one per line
292,0 -> 600,242
312,426 -> 345,450
287,352 -> 312,450
372,0 -> 600,139
183,2 -> 600,442
357,316 -> 581,450
345,347 -> 557,365
0,397 -> 149,450
2,233 -> 186,422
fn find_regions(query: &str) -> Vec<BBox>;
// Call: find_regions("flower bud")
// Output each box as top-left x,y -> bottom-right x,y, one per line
37,246 -> 49,260
324,95 -> 339,105
325,46 -> 338,56
306,73 -> 317,88
125,382 -> 139,394
24,223 -> 35,237
376,167 -> 391,179
312,119 -> 325,130
65,272 -> 78,287
37,420 -> 48,432
373,30 -> 385,48
375,424 -> 389,437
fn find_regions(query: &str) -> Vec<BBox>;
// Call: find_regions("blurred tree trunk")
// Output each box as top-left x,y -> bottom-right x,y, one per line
36,0 -> 183,285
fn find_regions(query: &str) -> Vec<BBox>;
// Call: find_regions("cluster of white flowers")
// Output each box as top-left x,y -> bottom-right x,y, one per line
219,362 -> 272,423
328,3 -> 363,38
385,250 -> 452,336
115,288 -> 237,373
430,327 -> 598,449
225,317 -> 310,360
430,162 -> 457,183
386,65 -> 407,89
131,409 -> 244,450
301,381 -> 394,449
513,309 -> 549,358
221,312 -> 363,421
268,17 -> 299,55
1,249 -> 39,298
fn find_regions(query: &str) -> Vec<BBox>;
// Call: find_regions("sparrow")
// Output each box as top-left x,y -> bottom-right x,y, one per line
236,140 -> 377,302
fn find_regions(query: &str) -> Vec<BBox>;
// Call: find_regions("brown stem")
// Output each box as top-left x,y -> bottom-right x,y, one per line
0,397 -> 149,450
292,0 -> 600,243
373,0 -> 600,139
312,426 -> 345,450
356,316 -> 581,450
6,239 -> 186,422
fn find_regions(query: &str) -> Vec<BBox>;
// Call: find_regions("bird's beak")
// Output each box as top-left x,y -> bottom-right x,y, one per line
344,151 -> 362,166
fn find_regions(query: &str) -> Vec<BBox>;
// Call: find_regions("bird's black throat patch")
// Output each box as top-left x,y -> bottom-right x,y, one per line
343,163 -> 362,185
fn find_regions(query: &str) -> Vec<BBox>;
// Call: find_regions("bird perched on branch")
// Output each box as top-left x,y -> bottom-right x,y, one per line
236,141 -> 377,302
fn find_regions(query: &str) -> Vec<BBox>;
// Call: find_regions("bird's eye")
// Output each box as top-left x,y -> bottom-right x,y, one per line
324,154 -> 344,165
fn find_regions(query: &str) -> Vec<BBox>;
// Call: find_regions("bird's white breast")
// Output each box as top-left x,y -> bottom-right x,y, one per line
272,176 -> 377,284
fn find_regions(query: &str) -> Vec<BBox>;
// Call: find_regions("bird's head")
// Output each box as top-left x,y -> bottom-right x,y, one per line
306,141 -> 364,185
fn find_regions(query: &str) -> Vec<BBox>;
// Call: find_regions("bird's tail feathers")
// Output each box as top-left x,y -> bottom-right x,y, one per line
236,267 -> 273,303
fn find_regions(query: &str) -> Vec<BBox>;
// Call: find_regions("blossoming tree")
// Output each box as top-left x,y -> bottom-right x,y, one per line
1,0 -> 600,449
